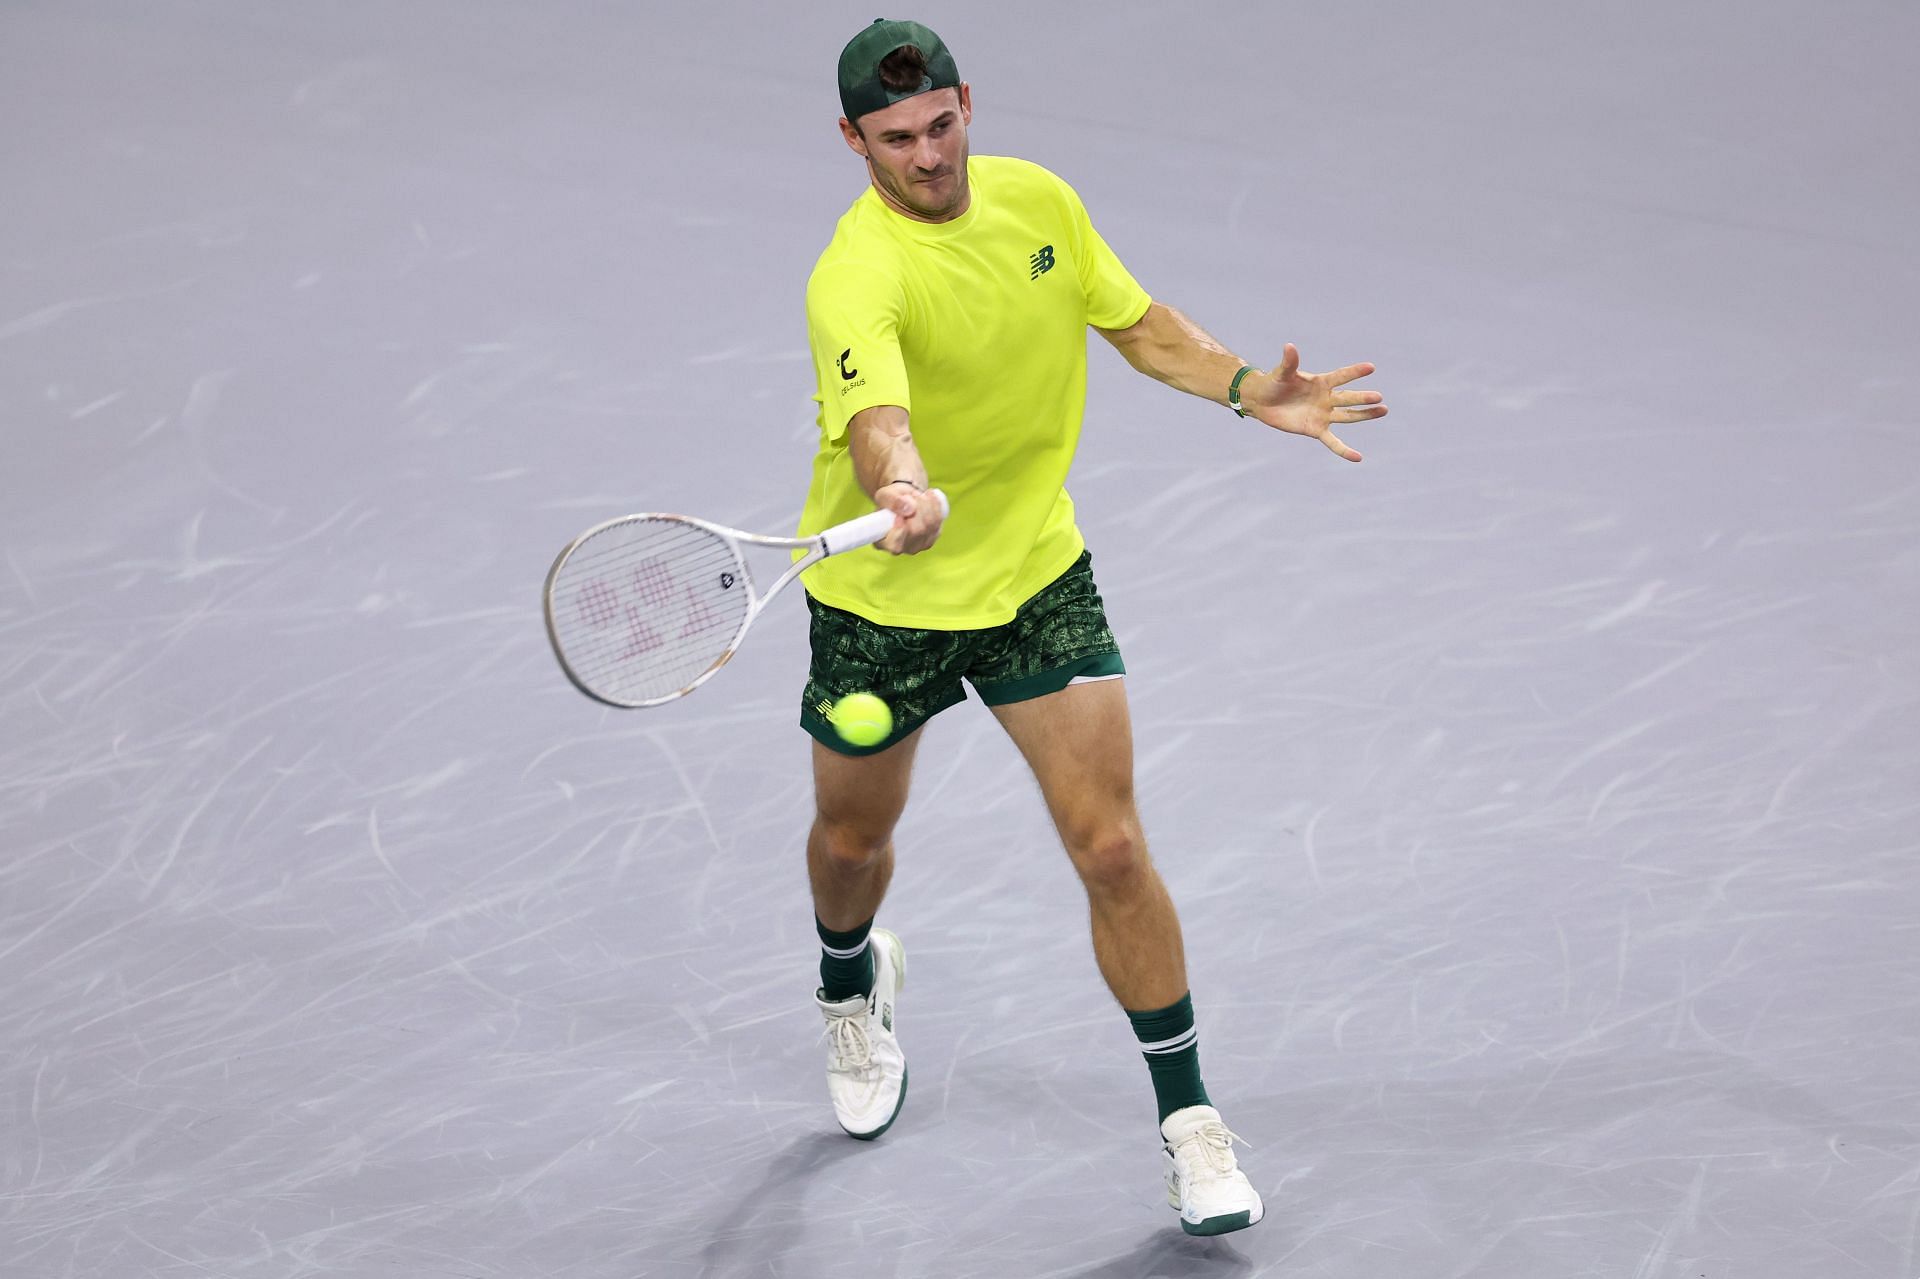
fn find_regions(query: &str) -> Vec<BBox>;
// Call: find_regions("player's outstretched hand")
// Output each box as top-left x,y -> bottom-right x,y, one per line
1240,344 -> 1388,462
876,484 -> 945,555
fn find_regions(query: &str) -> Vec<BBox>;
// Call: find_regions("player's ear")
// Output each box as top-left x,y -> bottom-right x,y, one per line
957,83 -> 972,126
839,116 -> 869,158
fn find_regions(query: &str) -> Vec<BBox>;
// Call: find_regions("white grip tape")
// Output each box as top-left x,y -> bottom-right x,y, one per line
819,488 -> 950,556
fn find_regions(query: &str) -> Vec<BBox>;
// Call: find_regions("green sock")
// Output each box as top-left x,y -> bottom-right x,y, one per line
816,916 -> 875,1001
1127,992 -> 1212,1124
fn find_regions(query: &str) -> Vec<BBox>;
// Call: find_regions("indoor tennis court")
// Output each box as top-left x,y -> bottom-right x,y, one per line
4,4 -> 1916,1275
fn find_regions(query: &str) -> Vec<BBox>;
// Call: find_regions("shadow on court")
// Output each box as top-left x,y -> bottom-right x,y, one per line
1060,1231 -> 1258,1279
693,1129 -> 871,1276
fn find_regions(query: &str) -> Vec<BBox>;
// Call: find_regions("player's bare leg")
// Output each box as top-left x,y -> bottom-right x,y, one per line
991,678 -> 1263,1234
988,680 -> 1183,1007
807,729 -> 922,1139
807,728 -> 921,930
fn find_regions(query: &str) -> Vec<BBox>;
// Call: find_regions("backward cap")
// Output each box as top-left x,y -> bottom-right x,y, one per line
838,19 -> 960,123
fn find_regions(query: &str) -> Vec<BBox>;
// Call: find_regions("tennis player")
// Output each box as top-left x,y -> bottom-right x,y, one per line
796,19 -> 1387,1236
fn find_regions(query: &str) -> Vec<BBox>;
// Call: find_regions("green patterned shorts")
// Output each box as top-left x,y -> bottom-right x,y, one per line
801,550 -> 1125,755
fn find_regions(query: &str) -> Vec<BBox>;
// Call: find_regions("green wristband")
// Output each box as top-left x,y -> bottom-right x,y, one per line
1227,365 -> 1256,418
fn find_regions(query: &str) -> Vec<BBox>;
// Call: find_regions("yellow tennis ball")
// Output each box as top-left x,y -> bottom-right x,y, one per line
831,692 -> 893,747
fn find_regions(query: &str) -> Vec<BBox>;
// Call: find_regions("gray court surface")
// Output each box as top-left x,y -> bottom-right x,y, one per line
4,3 -> 1918,1276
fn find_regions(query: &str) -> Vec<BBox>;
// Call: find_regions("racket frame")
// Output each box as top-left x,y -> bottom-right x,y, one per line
542,501 -> 924,709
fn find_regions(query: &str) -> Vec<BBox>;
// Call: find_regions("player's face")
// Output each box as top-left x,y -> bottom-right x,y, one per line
841,84 -> 973,223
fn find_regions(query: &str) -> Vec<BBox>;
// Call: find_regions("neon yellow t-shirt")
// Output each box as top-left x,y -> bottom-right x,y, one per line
796,155 -> 1151,629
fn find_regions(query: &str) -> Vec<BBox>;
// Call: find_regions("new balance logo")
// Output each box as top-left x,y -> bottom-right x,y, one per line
880,1001 -> 893,1032
837,348 -> 858,380
1029,244 -> 1055,280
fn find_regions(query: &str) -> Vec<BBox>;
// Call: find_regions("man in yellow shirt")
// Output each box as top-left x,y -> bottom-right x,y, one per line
800,20 -> 1388,1235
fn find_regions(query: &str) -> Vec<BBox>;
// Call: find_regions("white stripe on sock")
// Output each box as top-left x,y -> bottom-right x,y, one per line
1138,1027 -> 1199,1055
820,938 -> 871,960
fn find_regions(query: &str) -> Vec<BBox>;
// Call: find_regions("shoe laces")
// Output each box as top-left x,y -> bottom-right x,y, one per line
1173,1118 -> 1249,1179
822,1007 -> 874,1073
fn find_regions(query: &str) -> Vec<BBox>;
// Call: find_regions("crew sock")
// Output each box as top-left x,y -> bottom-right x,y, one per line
817,916 -> 876,1001
1127,992 -> 1212,1124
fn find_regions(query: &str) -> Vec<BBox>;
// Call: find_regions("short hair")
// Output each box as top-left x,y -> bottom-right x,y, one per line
876,44 -> 930,95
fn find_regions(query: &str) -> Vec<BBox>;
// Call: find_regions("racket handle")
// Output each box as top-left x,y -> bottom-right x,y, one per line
819,488 -> 951,556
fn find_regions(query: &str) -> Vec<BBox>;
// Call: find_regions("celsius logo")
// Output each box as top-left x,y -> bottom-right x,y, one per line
1029,244 -> 1055,279
837,349 -> 858,380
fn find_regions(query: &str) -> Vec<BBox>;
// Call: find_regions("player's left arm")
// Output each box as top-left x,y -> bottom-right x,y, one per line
1095,301 -> 1388,463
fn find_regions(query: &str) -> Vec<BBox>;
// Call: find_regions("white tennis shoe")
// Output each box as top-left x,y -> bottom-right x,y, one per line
815,927 -> 908,1140
1162,1104 -> 1263,1235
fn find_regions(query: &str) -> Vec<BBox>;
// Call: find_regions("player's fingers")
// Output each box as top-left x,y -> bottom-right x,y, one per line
1329,361 -> 1377,386
899,525 -> 937,555
1279,343 -> 1300,377
890,500 -> 938,554
1321,428 -> 1363,462
1333,405 -> 1389,423
1333,389 -> 1383,407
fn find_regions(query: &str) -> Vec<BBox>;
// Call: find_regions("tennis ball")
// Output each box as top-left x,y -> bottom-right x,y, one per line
831,692 -> 893,748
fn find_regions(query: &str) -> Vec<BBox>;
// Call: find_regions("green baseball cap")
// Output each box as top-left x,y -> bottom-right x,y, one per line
837,19 -> 960,123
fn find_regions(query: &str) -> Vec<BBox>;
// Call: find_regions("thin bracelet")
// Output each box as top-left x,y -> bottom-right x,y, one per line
1227,365 -> 1257,418
877,478 -> 924,492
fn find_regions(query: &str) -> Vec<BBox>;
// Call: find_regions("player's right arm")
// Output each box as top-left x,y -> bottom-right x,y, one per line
808,257 -> 943,556
847,404 -> 944,555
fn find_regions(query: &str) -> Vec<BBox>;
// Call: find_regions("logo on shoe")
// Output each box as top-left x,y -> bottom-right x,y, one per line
880,1000 -> 893,1032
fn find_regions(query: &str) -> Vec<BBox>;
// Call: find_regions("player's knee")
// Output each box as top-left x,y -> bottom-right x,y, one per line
1066,822 -> 1149,895
813,815 -> 892,872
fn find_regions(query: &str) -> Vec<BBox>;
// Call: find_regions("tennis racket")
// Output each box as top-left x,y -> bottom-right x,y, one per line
543,491 -> 949,708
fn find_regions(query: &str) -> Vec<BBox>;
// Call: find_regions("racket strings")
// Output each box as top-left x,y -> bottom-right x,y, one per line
550,519 -> 753,704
